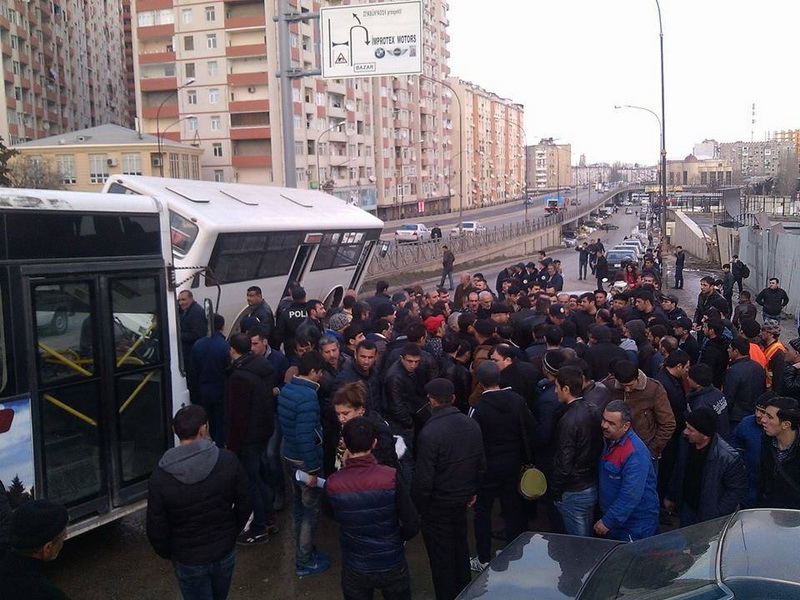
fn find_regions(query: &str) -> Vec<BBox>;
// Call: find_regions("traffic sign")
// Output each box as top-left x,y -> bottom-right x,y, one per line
320,1 -> 423,79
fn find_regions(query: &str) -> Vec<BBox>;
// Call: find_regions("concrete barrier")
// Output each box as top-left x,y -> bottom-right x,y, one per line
670,210 -> 715,263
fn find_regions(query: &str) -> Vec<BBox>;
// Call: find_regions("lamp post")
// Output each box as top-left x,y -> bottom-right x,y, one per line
655,0 -> 667,241
156,77 -> 195,177
615,103 -> 663,227
158,115 -> 195,176
314,118 -> 347,189
415,74 -> 463,229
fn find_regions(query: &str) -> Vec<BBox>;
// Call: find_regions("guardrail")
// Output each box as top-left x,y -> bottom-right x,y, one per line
367,190 -> 626,277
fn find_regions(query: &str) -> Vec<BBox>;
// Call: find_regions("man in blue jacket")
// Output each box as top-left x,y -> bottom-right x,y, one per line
188,313 -> 229,446
595,400 -> 659,541
326,417 -> 419,599
277,350 -> 329,577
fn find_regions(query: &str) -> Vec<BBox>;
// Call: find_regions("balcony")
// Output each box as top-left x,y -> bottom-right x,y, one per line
1,43 -> 11,56
142,104 -> 178,119
140,76 -> 179,92
232,154 -> 272,168
225,43 -> 267,58
139,51 -> 176,65
224,14 -> 266,30
227,72 -> 266,87
229,99 -> 269,112
138,24 -> 174,40
230,127 -> 270,140
3,70 -> 12,83
137,0 -> 174,11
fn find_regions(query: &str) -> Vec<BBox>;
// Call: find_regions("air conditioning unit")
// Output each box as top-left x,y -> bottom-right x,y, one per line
152,157 -> 162,167
247,86 -> 256,93
107,158 -> 117,167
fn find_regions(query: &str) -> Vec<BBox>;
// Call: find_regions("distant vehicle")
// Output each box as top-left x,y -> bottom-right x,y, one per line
457,509 -> 800,600
617,239 -> 645,253
523,197 -> 534,206
543,193 -> 567,214
607,248 -> 639,269
599,223 -> 619,231
452,221 -> 487,236
395,223 -> 431,243
625,207 -> 634,214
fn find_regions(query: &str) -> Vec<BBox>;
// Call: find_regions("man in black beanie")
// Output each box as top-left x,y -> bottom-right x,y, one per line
664,406 -> 747,526
0,499 -> 70,599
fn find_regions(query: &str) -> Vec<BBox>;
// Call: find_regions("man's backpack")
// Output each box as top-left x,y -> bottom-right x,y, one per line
741,263 -> 750,279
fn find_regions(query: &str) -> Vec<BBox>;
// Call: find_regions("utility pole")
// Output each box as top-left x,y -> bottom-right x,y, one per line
277,0 -> 320,188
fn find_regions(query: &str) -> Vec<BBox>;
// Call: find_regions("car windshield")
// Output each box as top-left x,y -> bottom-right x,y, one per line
399,224 -> 417,231
463,222 -> 475,228
579,517 -> 728,600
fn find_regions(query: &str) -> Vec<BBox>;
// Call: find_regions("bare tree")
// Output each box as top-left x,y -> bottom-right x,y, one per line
775,147 -> 799,197
8,155 -> 65,190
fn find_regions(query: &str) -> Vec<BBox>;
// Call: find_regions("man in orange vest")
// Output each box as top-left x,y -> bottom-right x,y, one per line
761,322 -> 786,393
740,320 -> 768,369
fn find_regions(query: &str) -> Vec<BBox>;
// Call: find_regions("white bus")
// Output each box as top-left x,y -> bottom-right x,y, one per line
0,187 -> 183,535
103,175 -> 384,337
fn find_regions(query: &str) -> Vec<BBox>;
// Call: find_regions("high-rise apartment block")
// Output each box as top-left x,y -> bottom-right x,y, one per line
526,139 -> 571,192
450,78 -> 525,209
0,0 -> 129,144
718,139 -> 795,183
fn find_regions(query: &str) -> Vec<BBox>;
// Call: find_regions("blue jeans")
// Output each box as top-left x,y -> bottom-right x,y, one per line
284,458 -> 322,565
440,269 -> 454,290
764,312 -> 781,324
556,486 -> 597,537
173,547 -> 235,600
239,442 -> 274,531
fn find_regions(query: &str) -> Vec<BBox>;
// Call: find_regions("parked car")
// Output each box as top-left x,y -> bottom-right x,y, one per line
625,207 -> 634,214
617,239 -> 645,253
394,223 -> 430,243
452,221 -> 487,236
600,223 -> 619,231
606,248 -> 639,270
457,509 -> 800,600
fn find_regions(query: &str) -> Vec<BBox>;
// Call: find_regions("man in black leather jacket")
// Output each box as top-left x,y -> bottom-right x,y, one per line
550,366 -> 603,537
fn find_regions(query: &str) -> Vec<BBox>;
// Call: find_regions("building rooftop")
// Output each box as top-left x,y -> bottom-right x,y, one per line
13,124 -> 195,150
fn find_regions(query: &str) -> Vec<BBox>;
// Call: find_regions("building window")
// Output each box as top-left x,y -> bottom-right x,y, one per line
296,167 -> 305,182
207,61 -> 218,76
184,36 -> 194,51
56,154 -> 76,184
206,34 -> 217,49
212,143 -> 223,157
12,61 -> 19,75
210,116 -> 220,130
214,169 -> 224,182
294,141 -> 304,156
168,153 -> 179,177
185,63 -> 195,78
191,156 -> 200,179
137,11 -> 154,26
205,5 -> 215,21
10,35 -> 17,49
182,154 -> 190,178
208,88 -> 219,104
122,153 -> 142,175
181,8 -> 192,23
187,90 -> 197,105
89,154 -> 108,184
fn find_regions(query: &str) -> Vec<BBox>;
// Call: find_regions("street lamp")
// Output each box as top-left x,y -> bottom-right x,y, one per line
156,77 -> 195,177
414,74 -> 463,229
655,0 -> 667,241
314,118 -> 347,189
157,114 -> 196,176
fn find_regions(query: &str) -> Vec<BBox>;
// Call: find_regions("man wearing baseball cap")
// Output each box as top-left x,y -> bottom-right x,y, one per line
0,499 -> 70,599
664,407 -> 747,526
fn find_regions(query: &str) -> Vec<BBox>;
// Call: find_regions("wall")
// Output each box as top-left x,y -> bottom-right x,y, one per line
670,209 -> 714,262
738,226 -> 800,319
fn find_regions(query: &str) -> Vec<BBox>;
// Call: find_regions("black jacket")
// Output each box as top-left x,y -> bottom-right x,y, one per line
365,410 -> 400,469
224,353 -> 274,455
724,357 -> 766,423
668,435 -> 748,521
732,302 -> 758,330
678,334 -> 700,364
438,354 -> 472,413
655,368 -> 687,434
584,340 -> 629,381
582,380 -> 611,414
699,336 -> 730,389
273,301 -> 308,354
382,360 -> 428,432
335,361 -> 382,411
470,388 -> 537,480
245,300 -> 275,340
0,552 -> 70,599
783,364 -> 800,403
694,291 -> 730,322
411,406 -> 485,512
758,434 -> 800,509
498,360 -> 539,408
755,287 -> 790,317
179,300 -> 207,360
146,440 -> 252,565
686,385 -> 731,441
550,398 -> 603,499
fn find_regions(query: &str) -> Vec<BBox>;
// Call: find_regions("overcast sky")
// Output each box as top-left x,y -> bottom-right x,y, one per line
447,0 -> 800,166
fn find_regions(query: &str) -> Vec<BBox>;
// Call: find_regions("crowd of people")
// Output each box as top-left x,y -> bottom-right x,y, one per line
3,246 -> 800,600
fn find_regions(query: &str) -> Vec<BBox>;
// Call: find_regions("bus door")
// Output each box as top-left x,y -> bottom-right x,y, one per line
282,243 -> 316,298
27,268 -> 170,520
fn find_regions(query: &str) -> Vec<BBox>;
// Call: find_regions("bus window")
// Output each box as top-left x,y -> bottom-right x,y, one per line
311,231 -> 366,271
208,231 -> 303,285
110,276 -> 168,486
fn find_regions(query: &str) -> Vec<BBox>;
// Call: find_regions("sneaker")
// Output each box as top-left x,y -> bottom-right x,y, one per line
295,553 -> 331,577
237,529 -> 269,545
470,556 -> 488,572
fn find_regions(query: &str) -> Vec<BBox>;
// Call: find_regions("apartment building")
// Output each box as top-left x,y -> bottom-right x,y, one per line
526,139 -> 571,192
450,77 -> 524,210
0,0 -> 129,144
719,139 -> 795,184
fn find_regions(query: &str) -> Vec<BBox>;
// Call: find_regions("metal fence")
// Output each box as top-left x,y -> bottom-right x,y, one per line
367,192 -> 620,277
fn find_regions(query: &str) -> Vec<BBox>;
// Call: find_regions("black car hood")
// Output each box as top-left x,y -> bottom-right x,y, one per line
457,532 -> 619,600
